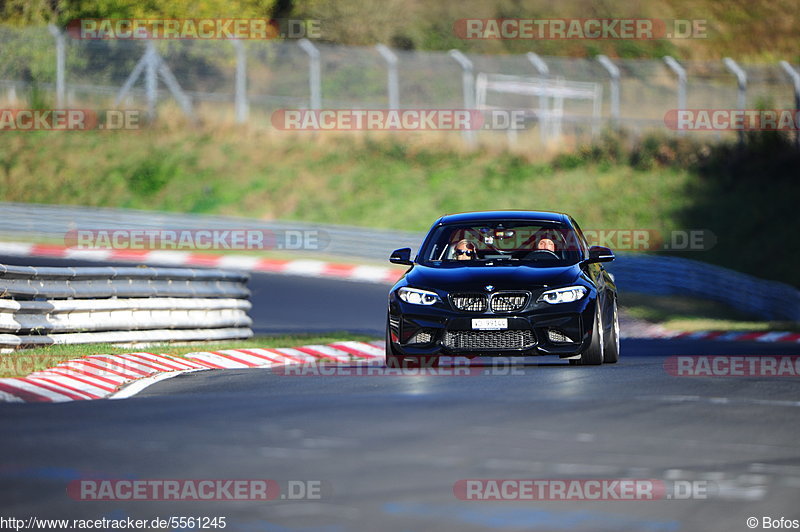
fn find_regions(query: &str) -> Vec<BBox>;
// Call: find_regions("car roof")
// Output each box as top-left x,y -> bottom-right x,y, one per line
434,210 -> 570,226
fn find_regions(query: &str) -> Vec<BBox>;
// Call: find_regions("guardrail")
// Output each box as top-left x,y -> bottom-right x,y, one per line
0,202 -> 421,262
607,254 -> 800,321
0,264 -> 252,351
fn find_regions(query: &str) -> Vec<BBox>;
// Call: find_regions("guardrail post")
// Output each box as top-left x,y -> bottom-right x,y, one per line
448,49 -> 476,148
597,55 -> 620,129
723,57 -> 747,145
232,39 -> 249,123
298,38 -> 321,110
47,24 -> 65,108
663,56 -> 687,136
526,52 -> 551,143
779,60 -> 800,149
375,44 -> 399,110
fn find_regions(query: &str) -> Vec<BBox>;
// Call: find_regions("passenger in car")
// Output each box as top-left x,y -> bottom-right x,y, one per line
453,239 -> 477,260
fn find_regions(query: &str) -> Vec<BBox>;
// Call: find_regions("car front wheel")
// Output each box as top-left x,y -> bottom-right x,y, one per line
385,323 -> 404,368
571,301 -> 604,366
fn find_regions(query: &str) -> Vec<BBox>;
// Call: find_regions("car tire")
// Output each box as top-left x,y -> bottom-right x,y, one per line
603,297 -> 620,364
385,325 -> 404,368
574,301 -> 604,366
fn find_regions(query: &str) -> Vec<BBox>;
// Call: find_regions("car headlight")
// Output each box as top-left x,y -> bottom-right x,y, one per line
398,287 -> 440,305
538,286 -> 588,304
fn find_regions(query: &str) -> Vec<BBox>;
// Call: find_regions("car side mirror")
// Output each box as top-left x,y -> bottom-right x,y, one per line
389,247 -> 413,265
586,245 -> 615,263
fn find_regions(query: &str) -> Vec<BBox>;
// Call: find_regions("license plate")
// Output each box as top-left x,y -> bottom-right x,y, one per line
472,318 -> 508,330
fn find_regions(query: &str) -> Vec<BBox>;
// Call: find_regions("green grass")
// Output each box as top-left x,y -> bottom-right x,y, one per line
0,127 -> 691,232
293,0 -> 800,63
0,333 -> 379,378
5,0 -> 800,62
621,293 -> 800,333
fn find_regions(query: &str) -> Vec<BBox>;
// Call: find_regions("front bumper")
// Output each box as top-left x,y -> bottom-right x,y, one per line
388,293 -> 596,359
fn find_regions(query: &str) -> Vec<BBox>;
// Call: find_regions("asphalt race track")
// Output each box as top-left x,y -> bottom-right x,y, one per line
1,255 -> 799,532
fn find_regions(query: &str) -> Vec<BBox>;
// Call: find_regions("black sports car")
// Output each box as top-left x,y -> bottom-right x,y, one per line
386,211 -> 619,366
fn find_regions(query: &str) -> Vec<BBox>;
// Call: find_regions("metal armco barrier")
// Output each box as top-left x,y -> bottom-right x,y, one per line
606,254 -> 800,321
0,264 -> 252,351
0,202 -> 421,262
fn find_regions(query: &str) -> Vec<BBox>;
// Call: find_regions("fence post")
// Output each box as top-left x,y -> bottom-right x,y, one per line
375,44 -> 399,110
448,49 -> 476,148
47,24 -> 65,108
145,41 -> 158,120
663,56 -> 687,136
298,38 -> 321,110
723,57 -> 747,145
232,40 -> 249,123
115,41 -> 194,122
779,60 -> 800,149
597,55 -> 620,129
526,52 -> 551,143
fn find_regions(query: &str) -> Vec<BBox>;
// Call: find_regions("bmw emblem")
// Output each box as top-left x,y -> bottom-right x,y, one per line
485,285 -> 494,292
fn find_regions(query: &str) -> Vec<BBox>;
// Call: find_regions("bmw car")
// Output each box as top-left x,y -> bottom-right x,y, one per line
386,211 -> 619,366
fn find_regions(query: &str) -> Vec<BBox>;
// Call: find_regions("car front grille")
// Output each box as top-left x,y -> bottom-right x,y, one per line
490,292 -> 528,312
443,329 -> 535,350
451,294 -> 488,312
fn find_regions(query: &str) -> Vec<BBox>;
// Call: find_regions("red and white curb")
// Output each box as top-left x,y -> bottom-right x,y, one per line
0,341 -> 385,404
656,330 -> 800,343
0,241 -> 404,284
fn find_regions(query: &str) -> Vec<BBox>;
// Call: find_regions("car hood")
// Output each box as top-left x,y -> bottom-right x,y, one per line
403,263 -> 582,292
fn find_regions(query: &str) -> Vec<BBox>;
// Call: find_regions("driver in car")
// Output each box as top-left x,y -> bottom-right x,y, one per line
536,237 -> 556,252
453,239 -> 477,260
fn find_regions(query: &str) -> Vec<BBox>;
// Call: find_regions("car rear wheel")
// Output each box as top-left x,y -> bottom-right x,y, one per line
603,297 -> 620,364
573,302 -> 604,366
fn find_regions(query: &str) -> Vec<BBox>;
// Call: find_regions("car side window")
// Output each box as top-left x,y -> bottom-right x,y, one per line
569,217 -> 589,257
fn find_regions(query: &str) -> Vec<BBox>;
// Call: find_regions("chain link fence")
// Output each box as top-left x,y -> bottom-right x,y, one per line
1,25 -> 799,148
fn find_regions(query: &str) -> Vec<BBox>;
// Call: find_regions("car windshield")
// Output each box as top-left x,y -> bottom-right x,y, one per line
418,221 -> 585,267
